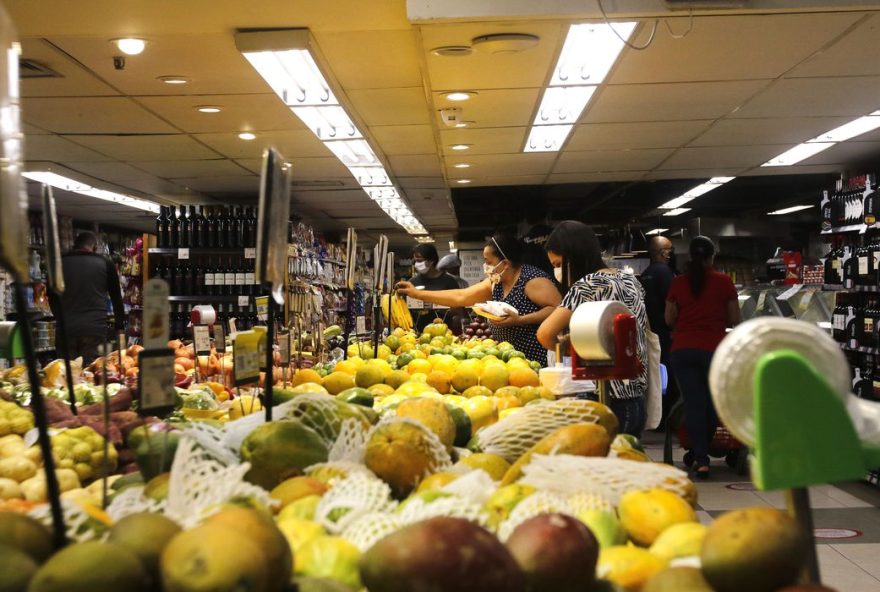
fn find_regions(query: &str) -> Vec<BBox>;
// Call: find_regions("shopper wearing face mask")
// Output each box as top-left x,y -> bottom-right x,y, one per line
537,221 -> 650,437
397,234 -> 560,366
407,243 -> 463,333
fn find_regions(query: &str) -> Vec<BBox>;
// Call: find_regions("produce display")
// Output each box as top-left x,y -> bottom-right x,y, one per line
0,320 -> 820,591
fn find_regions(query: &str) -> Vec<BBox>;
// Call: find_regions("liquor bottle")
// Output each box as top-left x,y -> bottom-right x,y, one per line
168,206 -> 179,248
226,206 -> 238,249
832,297 -> 846,343
831,181 -> 844,228
857,243 -> 871,287
841,245 -> 856,289
248,302 -> 258,328
195,206 -> 207,247
155,259 -> 167,289
204,257 -> 215,296
216,206 -> 227,248
820,190 -> 833,232
233,206 -> 244,248
235,257 -> 246,296
223,256 -> 236,297
186,205 -> 197,247
864,180 -> 878,226
192,259 -> 204,296
245,260 -> 256,296
156,206 -> 166,247
177,261 -> 191,296
205,206 -> 216,248
824,243 -> 839,285
176,205 -> 188,248
845,300 -> 861,349
864,297 -> 879,349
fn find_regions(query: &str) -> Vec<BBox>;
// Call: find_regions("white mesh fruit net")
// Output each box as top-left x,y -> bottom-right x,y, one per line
567,491 -> 614,514
496,491 -> 573,541
282,394 -> 370,445
163,436 -> 274,528
440,469 -> 497,506
367,416 -> 454,477
398,493 -> 486,527
328,418 -> 369,463
305,461 -> 375,485
183,421 -> 239,465
29,500 -> 106,544
519,454 -> 694,506
314,472 -> 397,534
340,511 -> 404,552
106,485 -> 166,522
470,399 -> 615,462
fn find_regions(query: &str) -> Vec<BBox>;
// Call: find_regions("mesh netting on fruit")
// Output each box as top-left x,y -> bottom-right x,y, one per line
496,491 -> 572,541
398,493 -> 486,528
314,472 -> 397,534
340,511 -> 405,552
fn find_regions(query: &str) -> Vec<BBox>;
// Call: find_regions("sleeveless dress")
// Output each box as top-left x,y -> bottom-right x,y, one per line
491,264 -> 552,366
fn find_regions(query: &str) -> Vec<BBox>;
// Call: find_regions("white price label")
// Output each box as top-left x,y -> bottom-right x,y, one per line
138,350 -> 176,411
356,315 -> 367,334
178,248 -> 189,260
234,335 -> 260,386
244,248 -> 256,259
193,325 -> 211,355
238,295 -> 250,307
777,284 -> 804,301
406,296 -> 423,309
255,296 -> 269,322
214,325 -> 226,353
279,332 -> 290,363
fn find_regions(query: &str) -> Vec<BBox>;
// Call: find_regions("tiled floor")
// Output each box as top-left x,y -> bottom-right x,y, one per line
643,432 -> 880,591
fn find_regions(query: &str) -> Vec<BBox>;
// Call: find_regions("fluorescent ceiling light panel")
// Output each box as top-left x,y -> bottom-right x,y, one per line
414,236 -> 434,243
533,86 -> 597,126
663,208 -> 691,217
645,228 -> 669,235
242,49 -> 338,107
551,22 -> 637,86
809,115 -> 880,143
349,166 -> 391,187
767,205 -> 814,215
23,171 -> 159,213
524,125 -> 574,152
324,138 -> 380,167
658,196 -> 695,210
292,106 -> 362,141
364,187 -> 400,201
761,142 -> 834,167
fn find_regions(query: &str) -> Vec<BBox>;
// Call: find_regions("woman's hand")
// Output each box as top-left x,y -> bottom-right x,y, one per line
492,309 -> 520,327
395,281 -> 416,298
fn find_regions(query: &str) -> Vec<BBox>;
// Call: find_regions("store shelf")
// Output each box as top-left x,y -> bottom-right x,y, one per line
167,295 -> 248,303
148,247 -> 252,256
840,342 -> 880,355
821,223 -> 875,235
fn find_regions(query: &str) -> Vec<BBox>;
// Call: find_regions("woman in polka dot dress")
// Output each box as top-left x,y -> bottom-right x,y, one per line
396,234 -> 561,366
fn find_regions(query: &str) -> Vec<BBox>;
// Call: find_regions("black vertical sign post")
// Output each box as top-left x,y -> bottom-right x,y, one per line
255,147 -> 292,422
41,184 -> 77,415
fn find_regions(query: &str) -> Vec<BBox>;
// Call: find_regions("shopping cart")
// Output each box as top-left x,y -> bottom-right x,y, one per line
663,398 -> 749,474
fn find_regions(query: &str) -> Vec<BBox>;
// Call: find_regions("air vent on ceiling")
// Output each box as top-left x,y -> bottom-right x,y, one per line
19,59 -> 62,79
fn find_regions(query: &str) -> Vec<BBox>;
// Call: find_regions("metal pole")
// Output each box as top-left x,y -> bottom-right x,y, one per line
785,487 -> 821,584
265,297 -> 275,421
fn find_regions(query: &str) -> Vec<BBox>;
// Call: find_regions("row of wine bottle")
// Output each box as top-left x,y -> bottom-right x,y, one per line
168,302 -> 284,339
832,295 -> 880,349
156,205 -> 257,249
154,256 -> 265,297
819,176 -> 873,230
823,242 -> 880,286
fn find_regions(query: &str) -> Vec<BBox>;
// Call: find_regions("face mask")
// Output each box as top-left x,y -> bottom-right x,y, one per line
554,267 -> 563,283
484,261 -> 505,284
414,261 -> 429,274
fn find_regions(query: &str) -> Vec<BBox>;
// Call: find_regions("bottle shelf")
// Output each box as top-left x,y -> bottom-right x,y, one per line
167,295 -> 251,303
149,247 -> 253,256
840,342 -> 880,355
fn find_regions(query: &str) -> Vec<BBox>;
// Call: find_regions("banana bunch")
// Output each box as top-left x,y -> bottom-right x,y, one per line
382,293 -> 413,331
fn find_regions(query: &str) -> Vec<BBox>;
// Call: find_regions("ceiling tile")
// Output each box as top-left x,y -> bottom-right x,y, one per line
19,38 -> 120,98
233,157 -> 354,180
439,127 -> 527,155
136,94 -> 302,134
568,121 -> 713,151
611,13 -> 862,84
446,153 -> 556,177
554,148 -> 673,173
741,164 -> 847,177
731,76 -> 880,118
193,129 -> 329,159
468,175 -> 548,186
23,97 -> 178,134
397,176 -> 447,189
173,175 -> 258,193
584,80 -> 767,123
69,134 -> 221,160
130,159 -> 249,179
346,87 -> 431,126
797,140 -> 880,166
317,29 -> 422,90
548,171 -> 647,183
688,117 -> 852,147
433,88 -> 541,128
420,21 -> 565,91
24,134 -> 114,162
644,168 -> 742,181
657,145 -> 786,170
388,154 -> 444,177
23,123 -> 51,135
789,14 -> 880,78
62,161 -> 161,183
370,124 -> 437,155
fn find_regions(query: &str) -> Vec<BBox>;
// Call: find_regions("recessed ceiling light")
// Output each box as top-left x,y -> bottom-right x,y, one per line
471,33 -> 540,54
454,121 -> 476,128
450,144 -> 471,151
157,75 -> 189,84
238,132 -> 257,141
453,163 -> 471,169
431,45 -> 473,57
456,179 -> 472,184
195,105 -> 222,113
113,38 -> 146,55
444,91 -> 476,102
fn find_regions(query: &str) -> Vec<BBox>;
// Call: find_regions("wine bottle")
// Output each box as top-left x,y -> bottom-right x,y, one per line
193,259 -> 204,297
205,206 -> 217,248
177,261 -> 190,296
156,206 -> 166,247
195,205 -> 207,247
245,260 -> 256,296
223,256 -> 236,297
235,257 -> 246,296
168,206 -> 179,248
226,206 -> 239,249
216,207 -> 227,248
184,205 -> 195,247
204,257 -> 215,296
177,205 -> 189,248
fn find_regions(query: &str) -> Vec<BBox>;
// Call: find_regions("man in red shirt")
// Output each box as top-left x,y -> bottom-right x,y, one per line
665,236 -> 741,477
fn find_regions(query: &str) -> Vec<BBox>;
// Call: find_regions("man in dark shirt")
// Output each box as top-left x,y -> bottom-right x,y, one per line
52,232 -> 125,365
639,236 -> 676,423
409,244 -> 461,333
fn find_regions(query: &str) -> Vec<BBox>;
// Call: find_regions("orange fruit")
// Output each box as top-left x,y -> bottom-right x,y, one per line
426,370 -> 452,394
406,358 -> 433,376
508,367 -> 540,388
292,369 -> 323,387
480,365 -> 509,392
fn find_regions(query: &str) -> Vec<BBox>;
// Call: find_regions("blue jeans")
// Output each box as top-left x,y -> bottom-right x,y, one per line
670,348 -> 718,467
576,392 -> 646,438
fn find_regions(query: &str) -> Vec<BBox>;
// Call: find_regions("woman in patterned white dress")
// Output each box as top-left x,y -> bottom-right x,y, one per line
537,220 -> 650,436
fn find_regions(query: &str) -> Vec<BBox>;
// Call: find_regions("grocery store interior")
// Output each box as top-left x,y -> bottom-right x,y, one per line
2,1 -> 880,591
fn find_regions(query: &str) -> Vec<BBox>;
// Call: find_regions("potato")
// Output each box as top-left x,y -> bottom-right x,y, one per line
0,439 -> 26,458
0,477 -> 23,499
0,456 -> 38,482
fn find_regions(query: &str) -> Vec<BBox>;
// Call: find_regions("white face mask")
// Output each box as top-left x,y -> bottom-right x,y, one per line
483,261 -> 505,284
414,261 -> 429,274
554,267 -> 563,283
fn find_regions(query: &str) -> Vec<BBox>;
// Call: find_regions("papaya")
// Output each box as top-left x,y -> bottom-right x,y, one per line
336,388 -> 374,408
240,421 -> 329,490
502,423 -> 611,485
447,405 -> 472,447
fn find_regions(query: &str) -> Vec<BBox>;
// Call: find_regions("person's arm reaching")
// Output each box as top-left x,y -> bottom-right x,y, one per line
105,257 -> 125,332
536,306 -> 573,350
493,277 -> 561,328
396,279 -> 493,308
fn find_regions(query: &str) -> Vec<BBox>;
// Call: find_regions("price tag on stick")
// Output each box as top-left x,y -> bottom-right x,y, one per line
234,331 -> 260,386
255,296 -> 269,323
279,331 -> 290,364
193,325 -> 211,356
214,324 -> 226,353
138,349 -> 176,414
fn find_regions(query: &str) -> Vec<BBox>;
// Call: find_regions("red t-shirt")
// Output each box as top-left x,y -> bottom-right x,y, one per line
667,270 -> 738,352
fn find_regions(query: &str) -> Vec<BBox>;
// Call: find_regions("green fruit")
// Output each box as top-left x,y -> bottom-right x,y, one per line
108,513 -> 182,583
134,430 -> 180,481
323,325 -> 343,338
29,542 -> 147,592
0,512 -> 53,562
451,349 -> 467,360
111,471 -> 144,492
240,421 -> 329,489
336,387 -> 374,407
642,567 -> 713,592
0,543 -> 37,592
446,405 -> 472,447
576,510 -> 627,549
467,350 -> 486,359
295,536 -> 361,590
273,387 -> 300,404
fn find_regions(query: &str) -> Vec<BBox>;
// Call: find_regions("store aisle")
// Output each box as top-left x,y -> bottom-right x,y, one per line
643,433 -> 880,592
